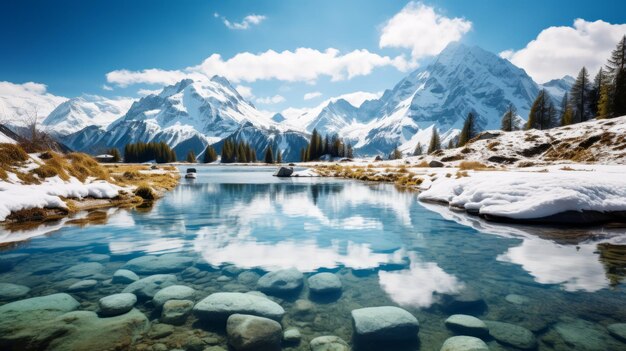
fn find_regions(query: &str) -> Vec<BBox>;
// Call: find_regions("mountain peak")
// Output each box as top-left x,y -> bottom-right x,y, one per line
210,75 -> 233,87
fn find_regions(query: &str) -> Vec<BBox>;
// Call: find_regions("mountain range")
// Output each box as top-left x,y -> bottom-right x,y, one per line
1,43 -> 574,161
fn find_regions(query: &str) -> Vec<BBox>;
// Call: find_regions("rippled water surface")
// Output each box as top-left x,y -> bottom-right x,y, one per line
1,166 -> 625,350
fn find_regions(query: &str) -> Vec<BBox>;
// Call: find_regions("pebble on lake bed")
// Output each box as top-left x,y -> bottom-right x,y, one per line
351,306 -> 419,341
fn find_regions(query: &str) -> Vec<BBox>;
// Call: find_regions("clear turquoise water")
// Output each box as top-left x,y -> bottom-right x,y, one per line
1,166 -> 625,350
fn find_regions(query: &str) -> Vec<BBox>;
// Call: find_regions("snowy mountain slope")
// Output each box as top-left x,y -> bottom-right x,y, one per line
349,43 -> 540,155
0,125 -> 18,144
63,76 -> 309,159
540,76 -> 575,102
42,95 -> 135,136
0,81 -> 67,125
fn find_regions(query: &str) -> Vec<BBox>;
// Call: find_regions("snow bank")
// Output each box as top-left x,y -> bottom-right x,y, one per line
291,168 -> 319,177
0,130 -> 16,144
0,176 -> 121,221
418,169 -> 626,220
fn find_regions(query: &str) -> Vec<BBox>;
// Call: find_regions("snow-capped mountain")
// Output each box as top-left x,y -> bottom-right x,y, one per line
42,95 -> 134,136
62,76 -> 308,161
540,76 -> 575,102
0,81 -> 67,125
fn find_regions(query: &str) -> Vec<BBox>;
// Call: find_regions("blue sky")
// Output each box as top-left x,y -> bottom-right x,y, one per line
1,0 -> 625,111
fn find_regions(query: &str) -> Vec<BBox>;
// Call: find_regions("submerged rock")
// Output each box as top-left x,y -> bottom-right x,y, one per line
0,293 -> 80,350
283,328 -> 301,343
46,309 -> 149,351
351,306 -> 419,341
226,314 -> 282,351
193,292 -> 285,322
310,335 -> 350,351
505,294 -> 529,305
112,269 -> 139,284
237,271 -> 261,285
161,299 -> 193,325
441,288 -> 486,314
445,314 -> 489,337
608,323 -> 626,342
554,317 -> 610,351
440,336 -> 489,351
123,254 -> 193,274
152,285 -> 196,308
257,268 -> 304,295
61,262 -> 104,279
484,320 -> 536,350
68,279 -> 98,292
122,274 -> 177,299
308,272 -> 342,295
98,293 -> 137,317
0,253 -> 28,272
0,282 -> 30,300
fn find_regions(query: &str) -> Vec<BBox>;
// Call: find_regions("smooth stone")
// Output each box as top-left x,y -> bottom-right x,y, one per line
81,254 -> 110,262
0,282 -> 30,299
44,309 -> 149,351
217,275 -> 232,282
246,291 -> 268,298
222,265 -> 244,276
445,314 -> 489,337
308,273 -> 342,294
148,323 -> 175,339
152,285 -> 196,308
226,314 -> 282,351
554,317 -> 609,351
204,347 -> 227,351
0,293 -> 80,349
193,292 -> 285,322
440,336 -> 489,351
182,266 -> 200,277
161,299 -> 193,325
310,336 -> 350,351
484,320 -> 536,349
608,323 -> 626,342
61,262 -> 104,278
68,279 -> 98,292
0,253 -> 28,272
237,271 -> 260,285
122,274 -> 177,299
505,294 -> 529,305
123,254 -> 193,274
112,269 -> 140,284
283,328 -> 301,343
442,288 -> 486,313
153,343 -> 168,351
33,262 -> 66,275
257,268 -> 304,295
98,293 -> 137,317
351,306 -> 419,341
293,299 -> 316,321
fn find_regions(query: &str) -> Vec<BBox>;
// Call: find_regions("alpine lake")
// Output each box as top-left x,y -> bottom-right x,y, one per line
0,166 -> 625,351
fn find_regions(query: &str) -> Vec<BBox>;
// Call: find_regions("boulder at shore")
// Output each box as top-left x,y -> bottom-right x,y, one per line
351,306 -> 419,341
193,292 -> 285,322
226,314 -> 282,351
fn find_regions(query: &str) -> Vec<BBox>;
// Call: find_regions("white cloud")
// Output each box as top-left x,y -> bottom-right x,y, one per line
235,84 -> 254,99
256,95 -> 285,104
102,84 -> 113,91
137,88 -> 161,96
303,91 -> 322,100
221,14 -> 266,30
379,2 -> 472,60
107,48 -> 412,87
501,19 -> 626,83
0,81 -> 67,123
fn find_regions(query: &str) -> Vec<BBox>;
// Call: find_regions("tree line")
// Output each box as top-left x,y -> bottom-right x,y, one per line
123,141 -> 176,163
300,129 -> 353,161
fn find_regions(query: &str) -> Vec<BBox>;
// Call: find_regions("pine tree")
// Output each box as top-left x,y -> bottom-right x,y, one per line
186,150 -> 196,163
606,35 -> 626,117
276,150 -> 282,163
501,104 -> 519,131
203,145 -> 217,163
526,90 -> 557,130
413,142 -> 423,156
264,145 -> 274,164
427,128 -> 441,154
457,112 -> 478,147
300,148 -> 306,162
589,68 -> 605,117
388,147 -> 402,160
346,143 -> 353,158
569,67 -> 591,123
108,148 -> 121,162
597,80 -> 612,119
559,92 -> 574,126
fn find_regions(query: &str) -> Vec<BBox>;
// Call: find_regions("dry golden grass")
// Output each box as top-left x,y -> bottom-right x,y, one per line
30,151 -> 110,182
458,161 -> 487,170
106,164 -> 180,192
414,160 -> 429,167
0,143 -> 30,181
134,183 -> 155,201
